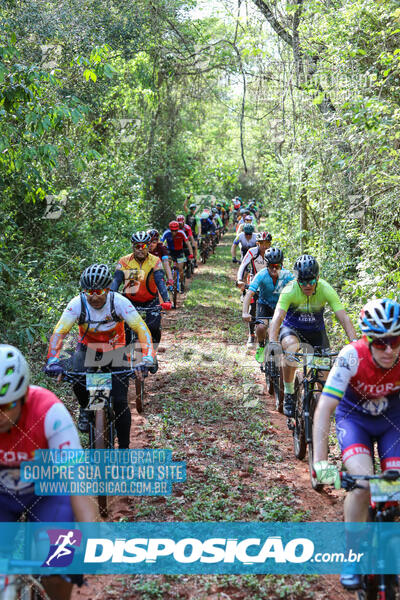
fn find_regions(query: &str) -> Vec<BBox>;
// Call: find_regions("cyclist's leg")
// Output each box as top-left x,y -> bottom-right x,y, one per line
280,327 -> 300,387
72,346 -> 90,432
255,302 -> 272,346
111,371 -> 130,449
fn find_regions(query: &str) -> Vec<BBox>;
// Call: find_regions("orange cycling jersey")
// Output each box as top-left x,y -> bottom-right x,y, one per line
116,253 -> 162,303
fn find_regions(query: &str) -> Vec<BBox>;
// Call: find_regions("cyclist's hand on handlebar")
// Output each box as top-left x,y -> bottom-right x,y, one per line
242,312 -> 252,322
44,359 -> 64,379
237,281 -> 246,291
134,362 -> 149,380
266,341 -> 281,355
313,460 -> 341,489
188,254 -> 194,260
161,301 -> 172,310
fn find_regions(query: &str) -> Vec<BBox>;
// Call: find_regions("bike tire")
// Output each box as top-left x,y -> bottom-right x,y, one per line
173,269 -> 178,309
93,409 -> 110,517
19,575 -> 48,599
135,377 -> 145,413
307,394 -> 323,491
273,366 -> 284,413
293,376 -> 306,460
385,575 -> 399,600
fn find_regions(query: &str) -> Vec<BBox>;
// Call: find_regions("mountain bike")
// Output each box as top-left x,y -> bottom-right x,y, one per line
199,234 -> 211,264
285,347 -> 338,490
184,252 -> 194,279
63,368 -> 139,517
0,564 -> 50,599
339,470 -> 400,600
260,320 -> 284,412
170,260 -> 184,308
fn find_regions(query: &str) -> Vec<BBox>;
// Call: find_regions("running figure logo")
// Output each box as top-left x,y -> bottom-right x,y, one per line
42,529 -> 82,567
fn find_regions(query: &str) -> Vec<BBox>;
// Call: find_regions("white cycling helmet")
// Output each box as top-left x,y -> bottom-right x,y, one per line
0,345 -> 30,404
359,298 -> 400,338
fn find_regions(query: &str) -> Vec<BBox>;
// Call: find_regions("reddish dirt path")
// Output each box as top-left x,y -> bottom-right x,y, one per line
73,243 -> 354,600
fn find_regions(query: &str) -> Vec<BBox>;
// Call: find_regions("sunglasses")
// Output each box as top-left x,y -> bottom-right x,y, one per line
368,335 -> 400,350
134,243 -> 148,249
0,399 -> 18,412
268,263 -> 282,269
298,278 -> 317,286
85,288 -> 108,296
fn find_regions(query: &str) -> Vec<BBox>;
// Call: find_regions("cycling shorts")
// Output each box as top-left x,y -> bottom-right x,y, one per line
170,250 -> 186,263
132,299 -> 162,343
256,303 -> 274,324
279,326 -> 329,350
0,492 -> 73,523
335,404 -> 400,470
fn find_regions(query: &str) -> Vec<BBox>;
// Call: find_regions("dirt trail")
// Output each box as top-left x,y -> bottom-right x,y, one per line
73,234 -> 353,600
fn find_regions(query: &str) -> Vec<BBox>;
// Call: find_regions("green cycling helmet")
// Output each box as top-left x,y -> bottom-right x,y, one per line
243,224 -> 255,234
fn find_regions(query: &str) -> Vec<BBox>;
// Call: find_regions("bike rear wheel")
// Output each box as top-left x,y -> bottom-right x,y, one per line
92,408 -> 113,517
135,377 -> 145,413
293,375 -> 306,460
172,268 -> 178,309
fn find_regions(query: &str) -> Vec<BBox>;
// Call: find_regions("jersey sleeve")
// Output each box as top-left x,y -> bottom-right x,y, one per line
322,345 -> 358,403
47,297 -> 80,360
233,234 -> 240,246
277,280 -> 297,312
248,270 -> 261,293
45,403 -> 82,450
323,281 -> 344,312
237,250 -> 252,281
186,225 -> 193,237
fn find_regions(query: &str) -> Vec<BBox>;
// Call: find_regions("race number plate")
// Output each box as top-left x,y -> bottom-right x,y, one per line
369,478 -> 400,502
86,373 -> 112,410
306,355 -> 331,371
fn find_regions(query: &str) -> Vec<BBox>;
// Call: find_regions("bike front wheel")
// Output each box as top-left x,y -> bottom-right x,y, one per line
135,377 -> 145,413
293,376 -> 306,460
92,409 -> 112,517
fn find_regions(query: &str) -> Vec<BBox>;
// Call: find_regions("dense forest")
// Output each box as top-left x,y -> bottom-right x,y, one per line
1,0 -> 400,353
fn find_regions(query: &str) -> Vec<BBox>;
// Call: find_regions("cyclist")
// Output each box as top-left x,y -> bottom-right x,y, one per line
1,345 -> 98,599
231,224 -> 257,264
162,221 -> 194,293
184,205 -> 200,267
236,214 -> 255,236
243,248 -> 294,360
45,263 -> 154,443
313,298 -> 400,590
147,228 -> 174,286
176,214 -> 197,272
236,231 -> 272,290
268,254 -> 357,418
111,231 -> 172,372
232,197 -> 241,226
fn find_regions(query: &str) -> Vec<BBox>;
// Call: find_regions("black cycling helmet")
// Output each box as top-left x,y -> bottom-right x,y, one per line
80,264 -> 112,290
131,231 -> 151,244
265,247 -> 284,264
294,254 -> 319,281
147,228 -> 159,241
189,203 -> 197,210
243,224 -> 255,235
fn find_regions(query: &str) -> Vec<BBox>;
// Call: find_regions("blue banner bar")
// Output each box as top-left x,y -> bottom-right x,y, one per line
0,522 -> 400,574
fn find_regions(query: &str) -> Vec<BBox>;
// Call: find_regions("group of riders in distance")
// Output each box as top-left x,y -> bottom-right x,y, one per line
0,193 -> 400,596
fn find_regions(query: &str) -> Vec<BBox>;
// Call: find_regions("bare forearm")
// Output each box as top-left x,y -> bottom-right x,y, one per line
242,291 -> 254,315
71,496 -> 100,521
336,311 -> 357,341
313,396 -> 337,462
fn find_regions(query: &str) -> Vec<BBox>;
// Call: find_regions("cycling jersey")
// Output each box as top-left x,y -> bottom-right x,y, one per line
249,268 -> 294,308
237,246 -> 265,280
150,242 -> 169,262
323,340 -> 400,468
162,230 -> 188,252
47,292 -> 153,359
180,224 -> 193,238
0,386 -> 80,495
186,214 -> 200,236
114,253 -> 162,303
278,278 -> 344,332
233,233 -> 257,256
200,217 -> 215,235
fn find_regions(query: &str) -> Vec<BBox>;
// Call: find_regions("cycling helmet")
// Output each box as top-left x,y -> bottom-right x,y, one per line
256,231 -> 272,242
189,203 -> 197,210
239,208 -> 246,215
147,228 -> 159,241
169,220 -> 180,231
0,345 -> 29,404
244,215 -> 253,222
131,231 -> 151,244
243,224 -> 255,235
294,255 -> 319,281
176,215 -> 185,224
80,264 -> 112,289
216,203 -> 221,208
359,299 -> 400,338
265,247 -> 284,265
211,207 -> 218,214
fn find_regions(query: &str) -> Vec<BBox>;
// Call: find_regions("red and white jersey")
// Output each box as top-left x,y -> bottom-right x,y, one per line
0,386 -> 80,492
237,246 -> 266,281
180,224 -> 193,238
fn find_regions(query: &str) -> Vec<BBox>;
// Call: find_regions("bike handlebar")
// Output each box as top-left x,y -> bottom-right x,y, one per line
62,369 -> 142,383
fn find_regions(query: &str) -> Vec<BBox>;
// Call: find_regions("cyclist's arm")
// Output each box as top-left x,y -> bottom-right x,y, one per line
231,239 -> 239,259
47,301 -> 78,360
243,289 -> 255,315
313,345 -> 358,462
269,307 -> 286,342
121,303 -> 154,363
161,253 -> 173,280
110,269 -> 124,292
153,266 -> 169,302
237,250 -> 252,282
335,310 -> 357,341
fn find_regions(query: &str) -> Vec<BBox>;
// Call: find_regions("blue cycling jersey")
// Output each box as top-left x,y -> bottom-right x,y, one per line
249,268 -> 294,308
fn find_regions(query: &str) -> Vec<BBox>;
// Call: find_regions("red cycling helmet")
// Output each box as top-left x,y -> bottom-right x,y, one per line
169,220 -> 180,231
176,215 -> 185,224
